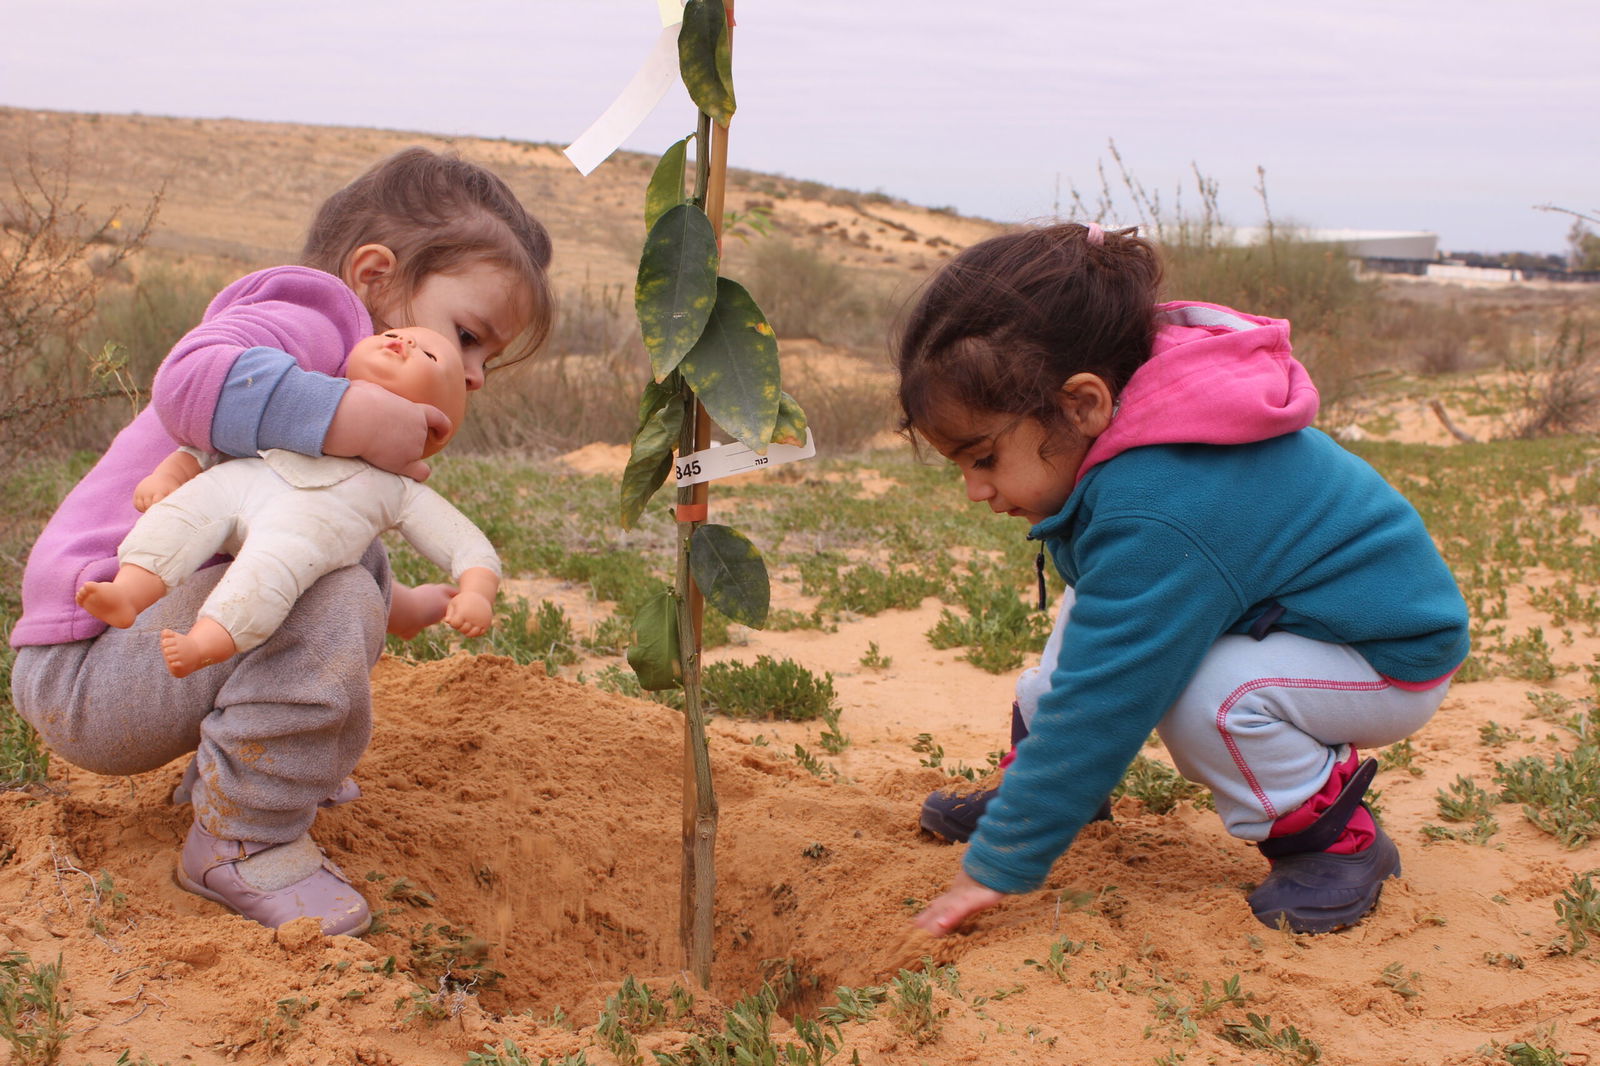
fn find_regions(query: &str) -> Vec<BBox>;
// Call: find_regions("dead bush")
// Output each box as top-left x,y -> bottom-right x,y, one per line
0,141 -> 161,471
1504,319 -> 1600,439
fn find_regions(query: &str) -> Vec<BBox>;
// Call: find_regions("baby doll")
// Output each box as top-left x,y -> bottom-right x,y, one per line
77,326 -> 500,677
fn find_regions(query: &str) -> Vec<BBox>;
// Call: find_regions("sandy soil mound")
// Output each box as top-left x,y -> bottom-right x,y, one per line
5,645 -> 1600,1064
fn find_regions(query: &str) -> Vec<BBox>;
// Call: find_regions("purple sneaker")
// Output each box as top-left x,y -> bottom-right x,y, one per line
176,820 -> 371,937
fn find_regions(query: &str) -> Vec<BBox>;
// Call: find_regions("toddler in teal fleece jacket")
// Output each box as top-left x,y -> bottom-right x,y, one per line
899,222 -> 1468,936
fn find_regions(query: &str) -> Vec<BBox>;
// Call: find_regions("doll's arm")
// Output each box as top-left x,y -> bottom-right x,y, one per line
134,449 -> 204,511
391,483 -> 502,636
443,567 -> 498,637
387,581 -> 455,639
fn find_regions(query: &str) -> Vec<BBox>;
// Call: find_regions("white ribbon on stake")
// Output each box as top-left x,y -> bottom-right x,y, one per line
563,2 -> 688,176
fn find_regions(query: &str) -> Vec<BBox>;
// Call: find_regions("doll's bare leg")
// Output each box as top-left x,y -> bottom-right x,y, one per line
161,618 -> 238,678
77,564 -> 168,628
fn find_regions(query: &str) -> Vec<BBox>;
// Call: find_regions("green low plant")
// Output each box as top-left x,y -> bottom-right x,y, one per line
887,967 -> 946,1045
1495,748 -> 1600,848
1500,1039 -> 1570,1066
1436,775 -> 1497,822
0,952 -> 71,1066
653,983 -> 842,1066
857,641 -> 892,670
466,1043 -> 589,1066
816,705 -> 849,755
798,558 -> 941,617
1378,962 -> 1421,1000
701,655 -> 838,721
926,570 -> 1049,675
1022,937 -> 1087,982
1112,753 -> 1210,813
1219,1012 -> 1321,1064
818,983 -> 887,1026
259,996 -> 317,1057
1554,869 -> 1600,953
0,700 -> 49,789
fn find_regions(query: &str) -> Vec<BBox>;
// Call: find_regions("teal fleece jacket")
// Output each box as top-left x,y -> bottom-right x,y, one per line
961,303 -> 1471,895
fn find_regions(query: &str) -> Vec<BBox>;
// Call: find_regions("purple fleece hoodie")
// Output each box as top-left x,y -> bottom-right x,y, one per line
13,267 -> 371,647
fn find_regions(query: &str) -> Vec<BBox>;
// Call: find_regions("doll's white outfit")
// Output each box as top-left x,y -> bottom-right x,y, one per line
120,449 -> 500,652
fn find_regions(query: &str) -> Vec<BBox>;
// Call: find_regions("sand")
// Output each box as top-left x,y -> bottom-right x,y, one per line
4,572 -> 1600,1065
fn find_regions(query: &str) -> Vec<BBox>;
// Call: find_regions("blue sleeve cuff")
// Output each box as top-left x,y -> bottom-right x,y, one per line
212,346 -> 349,457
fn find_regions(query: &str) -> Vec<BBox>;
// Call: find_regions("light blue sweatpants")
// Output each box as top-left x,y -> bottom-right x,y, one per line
1015,588 -> 1448,842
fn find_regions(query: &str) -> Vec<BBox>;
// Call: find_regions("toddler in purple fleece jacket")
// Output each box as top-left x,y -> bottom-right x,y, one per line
10,148 -> 553,937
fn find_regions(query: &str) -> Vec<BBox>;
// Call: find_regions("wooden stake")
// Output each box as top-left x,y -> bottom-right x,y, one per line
677,0 -> 736,989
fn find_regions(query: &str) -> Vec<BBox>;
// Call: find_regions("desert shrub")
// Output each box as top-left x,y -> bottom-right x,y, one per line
460,346 -> 641,453
732,237 -> 889,349
1503,319 -> 1600,440
776,361 -> 898,455
701,655 -> 837,721
797,555 -> 941,616
926,567 -> 1050,674
1066,146 -> 1382,405
1367,294 -> 1511,375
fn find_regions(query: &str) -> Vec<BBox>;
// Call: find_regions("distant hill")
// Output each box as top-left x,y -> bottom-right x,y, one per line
0,106 -> 1006,299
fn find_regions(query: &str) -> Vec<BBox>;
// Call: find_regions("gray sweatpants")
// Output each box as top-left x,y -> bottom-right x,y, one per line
11,543 -> 390,843
1016,588 -> 1448,841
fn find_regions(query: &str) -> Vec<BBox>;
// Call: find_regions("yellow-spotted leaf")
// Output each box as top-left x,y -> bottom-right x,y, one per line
627,588 -> 682,691
620,398 -> 686,529
690,524 -> 769,629
678,0 -> 735,126
635,372 -> 684,436
772,390 -> 808,447
636,203 -> 719,379
645,137 -> 691,233
678,277 -> 779,452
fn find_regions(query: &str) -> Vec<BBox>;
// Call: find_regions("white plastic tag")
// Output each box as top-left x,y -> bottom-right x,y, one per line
674,429 -> 817,487
563,1 -> 688,176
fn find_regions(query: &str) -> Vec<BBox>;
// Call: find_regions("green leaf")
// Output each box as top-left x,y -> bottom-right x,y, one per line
636,203 -> 720,379
679,277 -> 780,451
691,524 -> 770,629
645,137 -> 691,232
772,390 -> 808,447
627,588 -> 682,691
620,397 -> 686,529
635,372 -> 685,437
678,0 -> 736,125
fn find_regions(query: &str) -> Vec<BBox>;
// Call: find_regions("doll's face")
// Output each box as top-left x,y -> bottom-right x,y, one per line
345,326 -> 468,456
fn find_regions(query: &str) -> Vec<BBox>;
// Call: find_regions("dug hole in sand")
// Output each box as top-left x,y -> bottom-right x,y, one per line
5,636 -> 1600,1063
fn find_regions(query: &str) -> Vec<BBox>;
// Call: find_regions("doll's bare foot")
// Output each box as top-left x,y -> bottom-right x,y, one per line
77,581 -> 141,628
76,564 -> 166,628
161,619 -> 237,678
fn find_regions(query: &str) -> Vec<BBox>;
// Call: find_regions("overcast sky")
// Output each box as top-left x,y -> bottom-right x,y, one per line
3,1 -> 1594,254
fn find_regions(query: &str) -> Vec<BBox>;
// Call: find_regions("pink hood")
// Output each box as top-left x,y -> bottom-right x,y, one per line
1077,301 -> 1319,481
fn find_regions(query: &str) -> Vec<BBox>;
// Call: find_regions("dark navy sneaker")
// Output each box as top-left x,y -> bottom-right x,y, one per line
1247,819 -> 1400,933
920,786 -> 1111,843
1246,758 -> 1400,933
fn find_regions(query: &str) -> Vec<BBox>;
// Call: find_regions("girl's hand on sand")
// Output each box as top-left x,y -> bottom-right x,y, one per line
325,380 -> 450,482
913,870 -> 1005,936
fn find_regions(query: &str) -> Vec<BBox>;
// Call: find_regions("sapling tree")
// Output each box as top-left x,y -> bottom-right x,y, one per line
618,0 -> 807,986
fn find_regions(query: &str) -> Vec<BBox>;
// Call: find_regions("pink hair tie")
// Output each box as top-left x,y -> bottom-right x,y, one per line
1084,222 -> 1105,247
